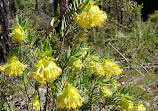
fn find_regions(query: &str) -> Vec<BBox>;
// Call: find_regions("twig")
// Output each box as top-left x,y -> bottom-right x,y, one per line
137,62 -> 148,73
23,81 -> 29,106
37,84 -> 42,111
44,83 -> 49,111
108,41 -> 129,63
90,86 -> 96,111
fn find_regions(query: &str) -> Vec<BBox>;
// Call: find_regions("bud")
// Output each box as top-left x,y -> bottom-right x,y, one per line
10,25 -> 26,42
57,86 -> 84,109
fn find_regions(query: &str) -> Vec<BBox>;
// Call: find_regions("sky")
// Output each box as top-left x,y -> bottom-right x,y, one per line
50,0 -> 53,3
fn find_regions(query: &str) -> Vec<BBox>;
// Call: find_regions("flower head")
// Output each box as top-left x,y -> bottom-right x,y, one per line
74,2 -> 107,28
28,57 -> 62,84
0,56 -> 27,76
103,59 -> 123,77
9,25 -> 26,42
87,60 -> 104,76
120,98 -> 133,111
70,57 -> 84,71
56,86 -> 84,109
28,97 -> 40,111
84,56 -> 104,76
100,85 -> 112,98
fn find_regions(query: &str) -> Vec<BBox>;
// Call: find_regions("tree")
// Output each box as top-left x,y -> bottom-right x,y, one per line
54,0 -> 73,33
0,0 -> 12,63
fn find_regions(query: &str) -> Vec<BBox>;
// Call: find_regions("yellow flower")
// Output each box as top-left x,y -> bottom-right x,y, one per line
28,57 -> 62,84
56,86 -> 84,109
87,61 -> 104,76
74,2 -> 107,28
84,56 -> 104,76
0,56 -> 27,76
103,59 -> 123,77
70,56 -> 84,71
9,25 -> 26,42
120,98 -> 133,111
134,104 -> 146,111
28,97 -> 40,111
100,85 -> 112,98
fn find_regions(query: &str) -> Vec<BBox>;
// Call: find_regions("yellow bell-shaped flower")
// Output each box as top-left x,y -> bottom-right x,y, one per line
120,98 -> 133,111
74,2 -> 107,28
0,56 -> 27,76
28,57 -> 62,84
103,59 -> 123,77
87,60 -> 104,76
100,85 -> 112,99
28,97 -> 40,111
56,86 -> 84,109
134,104 -> 146,111
10,25 -> 26,42
70,57 -> 84,71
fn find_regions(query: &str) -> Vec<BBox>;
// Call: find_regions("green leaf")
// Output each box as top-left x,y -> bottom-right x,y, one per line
43,50 -> 54,57
55,4 -> 60,19
54,20 -> 60,28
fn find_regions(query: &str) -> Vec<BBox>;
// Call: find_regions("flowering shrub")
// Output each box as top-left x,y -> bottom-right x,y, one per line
0,0 -> 147,110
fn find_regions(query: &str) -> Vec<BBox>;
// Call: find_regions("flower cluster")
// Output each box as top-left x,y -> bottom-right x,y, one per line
56,86 -> 84,109
84,56 -> 123,77
28,57 -> 62,84
100,85 -> 112,99
9,25 -> 26,42
0,56 -> 27,76
74,2 -> 107,28
28,97 -> 40,111
103,59 -> 123,77
120,98 -> 133,111
70,57 -> 84,71
86,60 -> 104,76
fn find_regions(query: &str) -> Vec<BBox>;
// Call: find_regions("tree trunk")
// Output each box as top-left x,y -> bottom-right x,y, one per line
54,0 -> 73,33
0,0 -> 12,63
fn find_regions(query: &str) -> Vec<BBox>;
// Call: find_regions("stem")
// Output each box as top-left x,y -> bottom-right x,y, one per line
23,81 -> 29,106
37,84 -> 42,111
58,36 -> 63,57
90,85 -> 96,111
44,83 -> 49,111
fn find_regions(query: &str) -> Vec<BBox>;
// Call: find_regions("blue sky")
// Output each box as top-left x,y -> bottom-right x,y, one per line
50,0 -> 53,3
